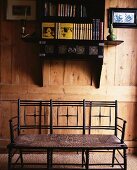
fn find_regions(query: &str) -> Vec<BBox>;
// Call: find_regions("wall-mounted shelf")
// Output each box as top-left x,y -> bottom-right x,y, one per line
21,0 -> 124,88
39,40 -> 104,59
22,37 -> 124,88
104,40 -> 124,46
22,35 -> 124,46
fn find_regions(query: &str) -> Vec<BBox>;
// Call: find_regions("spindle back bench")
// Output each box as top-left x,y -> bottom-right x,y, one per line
7,99 -> 128,169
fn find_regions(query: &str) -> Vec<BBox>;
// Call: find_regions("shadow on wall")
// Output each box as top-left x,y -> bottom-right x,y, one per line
0,0 -> 41,86
13,37 -> 42,86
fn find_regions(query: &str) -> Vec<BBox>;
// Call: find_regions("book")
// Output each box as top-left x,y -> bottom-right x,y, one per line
58,23 -> 73,39
44,2 -> 48,16
92,19 -> 96,40
99,21 -> 104,40
95,19 -> 100,40
42,22 -> 55,39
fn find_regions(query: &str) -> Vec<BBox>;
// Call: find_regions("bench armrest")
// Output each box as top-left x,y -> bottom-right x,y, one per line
117,117 -> 127,143
9,116 -> 19,143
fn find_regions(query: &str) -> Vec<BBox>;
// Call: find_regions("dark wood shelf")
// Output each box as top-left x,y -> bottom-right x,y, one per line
39,53 -> 103,60
41,17 -> 94,23
22,36 -> 124,46
39,39 -> 105,45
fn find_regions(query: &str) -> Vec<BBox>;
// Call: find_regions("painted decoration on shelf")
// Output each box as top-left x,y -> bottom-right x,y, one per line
109,8 -> 137,28
45,45 -> 54,54
58,45 -> 67,54
89,46 -> 98,55
76,46 -> 85,55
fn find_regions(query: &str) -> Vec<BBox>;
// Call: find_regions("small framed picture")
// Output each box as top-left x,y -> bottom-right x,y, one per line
109,8 -> 137,28
6,0 -> 36,20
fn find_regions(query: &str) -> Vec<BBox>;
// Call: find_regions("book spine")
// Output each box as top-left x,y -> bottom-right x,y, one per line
65,4 -> 67,17
86,24 -> 88,40
49,2 -> 52,16
90,23 -> 92,40
70,5 -> 73,17
55,22 -> 58,39
60,4 -> 63,17
58,3 -> 60,16
92,19 -> 96,40
99,22 -> 104,40
73,23 -> 75,39
75,23 -> 78,39
73,5 -> 76,17
83,6 -> 87,17
80,4 -> 83,17
82,24 -> 85,40
44,2 -> 48,16
58,22 -> 60,39
96,19 -> 100,40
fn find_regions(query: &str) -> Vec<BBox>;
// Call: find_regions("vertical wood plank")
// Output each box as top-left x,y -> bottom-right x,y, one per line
101,46 -> 116,86
43,60 -> 51,86
115,29 -> 137,86
50,60 -> 65,85
0,101 -> 11,139
0,44 -> 12,84
119,102 -> 137,140
64,60 -> 91,85
0,0 -> 1,84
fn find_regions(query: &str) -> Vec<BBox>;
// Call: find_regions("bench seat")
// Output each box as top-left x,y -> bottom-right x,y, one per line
11,134 -> 127,149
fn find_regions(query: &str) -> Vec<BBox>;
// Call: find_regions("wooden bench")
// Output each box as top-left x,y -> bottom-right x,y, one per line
7,99 -> 128,170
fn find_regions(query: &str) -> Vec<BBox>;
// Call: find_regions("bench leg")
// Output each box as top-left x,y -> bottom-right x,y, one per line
82,149 -> 85,167
124,149 -> 127,170
19,149 -> 24,168
85,150 -> 89,170
51,149 -> 53,167
112,149 -> 115,167
8,147 -> 12,170
47,149 -> 52,169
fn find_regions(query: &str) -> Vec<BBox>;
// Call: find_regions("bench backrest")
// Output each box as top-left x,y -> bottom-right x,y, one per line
17,99 -> 51,134
85,100 -> 117,135
17,99 -> 85,135
9,99 -> 126,143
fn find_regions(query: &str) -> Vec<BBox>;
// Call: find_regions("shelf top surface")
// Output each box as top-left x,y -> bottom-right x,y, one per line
22,36 -> 124,46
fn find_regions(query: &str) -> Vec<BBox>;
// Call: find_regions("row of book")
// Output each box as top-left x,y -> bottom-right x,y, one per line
44,2 -> 87,17
42,20 -> 104,40
92,19 -> 104,40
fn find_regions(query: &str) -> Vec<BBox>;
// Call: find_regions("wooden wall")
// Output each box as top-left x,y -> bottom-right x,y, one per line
0,0 -> 137,153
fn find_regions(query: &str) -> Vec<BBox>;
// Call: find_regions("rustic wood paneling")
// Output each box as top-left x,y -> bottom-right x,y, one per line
63,61 -> 91,85
0,44 -> 12,84
43,60 -> 92,86
115,29 -> 137,85
0,0 -> 137,153
101,46 -> 116,86
104,0 -> 137,86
